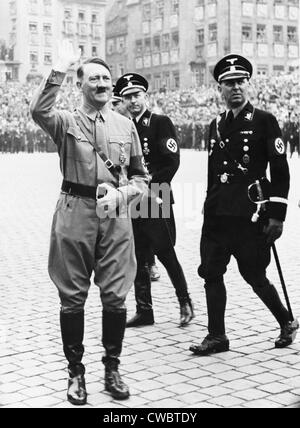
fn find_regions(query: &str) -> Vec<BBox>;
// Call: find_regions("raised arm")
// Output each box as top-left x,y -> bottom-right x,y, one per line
30,40 -> 81,147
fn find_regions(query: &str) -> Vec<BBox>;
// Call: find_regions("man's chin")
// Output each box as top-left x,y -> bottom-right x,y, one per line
230,99 -> 244,108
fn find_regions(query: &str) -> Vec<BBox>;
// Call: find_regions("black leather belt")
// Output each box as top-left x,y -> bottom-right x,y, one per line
61,180 -> 97,199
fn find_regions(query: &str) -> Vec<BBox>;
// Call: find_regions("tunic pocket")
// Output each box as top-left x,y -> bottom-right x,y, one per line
66,126 -> 94,163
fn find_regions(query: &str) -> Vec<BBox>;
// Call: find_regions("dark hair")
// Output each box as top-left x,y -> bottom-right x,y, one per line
77,57 -> 111,80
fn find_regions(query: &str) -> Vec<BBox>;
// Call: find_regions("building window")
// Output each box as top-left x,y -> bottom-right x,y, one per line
155,0 -> 164,17
43,0 -> 52,15
29,0 -> 38,15
29,22 -> 38,33
171,0 -> 179,15
242,25 -> 252,41
153,36 -> 161,52
196,28 -> 204,45
107,39 -> 115,55
257,24 -> 267,42
43,23 -> 52,33
30,51 -> 38,64
196,0 -> 204,5
79,45 -> 85,57
92,13 -> 98,24
171,32 -> 179,49
274,2 -> 285,19
273,65 -> 284,75
242,1 -> 254,17
29,22 -> 38,45
207,0 -> 217,18
9,1 -> 17,16
117,36 -> 126,52
78,11 -> 85,22
44,52 -> 52,64
273,25 -> 283,43
136,40 -> 143,55
162,34 -> 170,50
257,0 -> 268,17
172,71 -> 180,89
288,26 -> 298,43
119,64 -> 125,76
209,23 -> 217,42
64,9 -> 72,20
257,65 -> 268,76
143,3 -> 151,20
92,46 -> 98,57
144,38 -> 151,53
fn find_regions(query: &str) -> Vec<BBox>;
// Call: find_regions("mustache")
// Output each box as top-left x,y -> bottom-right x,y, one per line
96,88 -> 107,94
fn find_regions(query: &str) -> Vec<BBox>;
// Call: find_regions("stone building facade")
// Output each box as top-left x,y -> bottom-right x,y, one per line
106,0 -> 299,89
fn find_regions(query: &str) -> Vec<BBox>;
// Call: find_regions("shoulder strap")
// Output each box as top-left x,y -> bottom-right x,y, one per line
73,110 -> 120,181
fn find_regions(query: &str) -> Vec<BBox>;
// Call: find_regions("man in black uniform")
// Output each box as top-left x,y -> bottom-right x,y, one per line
190,54 -> 298,356
115,73 -> 194,328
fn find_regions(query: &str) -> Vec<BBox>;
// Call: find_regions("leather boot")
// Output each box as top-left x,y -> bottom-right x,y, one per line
67,367 -> 87,406
60,311 -> 87,405
103,356 -> 130,400
178,295 -> 195,327
102,310 -> 130,400
190,334 -> 230,356
253,281 -> 290,328
275,319 -> 299,348
126,310 -> 154,327
127,263 -> 155,327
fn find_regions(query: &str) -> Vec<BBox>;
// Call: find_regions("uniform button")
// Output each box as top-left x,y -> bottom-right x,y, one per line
225,139 -> 229,143
243,146 -> 249,152
223,161 -> 228,165
244,139 -> 249,143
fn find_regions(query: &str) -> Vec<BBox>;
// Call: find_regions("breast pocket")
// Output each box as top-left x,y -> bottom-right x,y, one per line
108,136 -> 132,166
66,127 -> 94,163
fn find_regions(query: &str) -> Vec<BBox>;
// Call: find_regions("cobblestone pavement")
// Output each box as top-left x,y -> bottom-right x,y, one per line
0,151 -> 300,409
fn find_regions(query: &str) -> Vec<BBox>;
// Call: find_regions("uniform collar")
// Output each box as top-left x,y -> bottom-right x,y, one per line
134,108 -> 149,124
79,103 -> 110,122
223,101 -> 253,120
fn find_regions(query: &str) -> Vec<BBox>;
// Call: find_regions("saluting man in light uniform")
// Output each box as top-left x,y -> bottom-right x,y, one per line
190,54 -> 298,356
30,41 -> 148,404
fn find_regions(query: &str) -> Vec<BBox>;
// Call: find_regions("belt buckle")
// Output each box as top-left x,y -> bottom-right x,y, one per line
105,159 -> 114,169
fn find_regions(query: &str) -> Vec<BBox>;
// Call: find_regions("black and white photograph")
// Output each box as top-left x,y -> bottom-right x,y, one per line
0,0 -> 299,412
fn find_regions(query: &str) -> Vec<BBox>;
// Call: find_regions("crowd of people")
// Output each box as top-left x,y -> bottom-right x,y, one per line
0,71 -> 299,155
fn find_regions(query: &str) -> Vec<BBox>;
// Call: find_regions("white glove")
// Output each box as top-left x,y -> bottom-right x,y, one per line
96,183 -> 122,218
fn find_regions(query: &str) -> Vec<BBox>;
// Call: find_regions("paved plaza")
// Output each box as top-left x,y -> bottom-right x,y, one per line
0,150 -> 299,409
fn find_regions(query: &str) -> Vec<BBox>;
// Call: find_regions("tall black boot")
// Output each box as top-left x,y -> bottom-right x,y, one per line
158,249 -> 194,326
60,311 -> 87,406
190,280 -> 229,355
253,281 -> 290,328
102,310 -> 130,400
252,281 -> 299,348
127,264 -> 154,327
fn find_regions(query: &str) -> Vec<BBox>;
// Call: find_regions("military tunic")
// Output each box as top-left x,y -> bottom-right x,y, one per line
132,109 -> 190,303
30,70 -> 148,312
199,102 -> 290,286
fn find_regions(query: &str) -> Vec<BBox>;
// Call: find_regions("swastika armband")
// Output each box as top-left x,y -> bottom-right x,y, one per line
161,138 -> 179,154
268,137 -> 286,157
